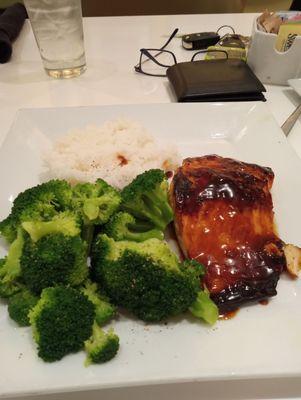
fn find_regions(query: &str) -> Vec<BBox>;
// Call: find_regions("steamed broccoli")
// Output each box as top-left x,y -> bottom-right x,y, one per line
8,288 -> 39,326
121,169 -> 173,231
29,286 -> 95,362
71,179 -> 121,249
0,258 -> 22,298
0,228 -> 24,298
104,212 -> 164,242
0,180 -> 72,243
20,234 -> 88,294
81,280 -> 116,326
91,234 -> 205,322
189,290 -> 219,326
85,322 -> 119,365
0,215 -> 15,244
22,211 -> 81,242
72,180 -> 121,225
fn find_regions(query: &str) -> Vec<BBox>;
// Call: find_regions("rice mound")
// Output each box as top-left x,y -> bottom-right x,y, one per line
43,119 -> 180,189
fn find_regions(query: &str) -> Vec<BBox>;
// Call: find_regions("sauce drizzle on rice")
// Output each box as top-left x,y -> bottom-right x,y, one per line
117,154 -> 128,166
43,119 -> 179,189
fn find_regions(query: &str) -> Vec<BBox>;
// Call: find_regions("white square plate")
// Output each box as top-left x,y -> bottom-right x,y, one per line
1,103 -> 301,398
288,78 -> 301,97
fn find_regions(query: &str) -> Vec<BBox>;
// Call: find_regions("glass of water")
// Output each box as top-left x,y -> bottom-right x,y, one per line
24,0 -> 86,78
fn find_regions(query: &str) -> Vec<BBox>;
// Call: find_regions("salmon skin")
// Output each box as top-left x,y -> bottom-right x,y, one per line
170,155 -> 286,313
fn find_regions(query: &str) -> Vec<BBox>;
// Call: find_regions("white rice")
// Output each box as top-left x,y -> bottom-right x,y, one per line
43,119 -> 179,189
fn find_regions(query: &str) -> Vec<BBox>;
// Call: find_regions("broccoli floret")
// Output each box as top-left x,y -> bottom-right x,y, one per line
91,234 -> 204,321
29,286 -> 95,362
189,290 -> 219,325
104,212 -> 164,242
0,258 -> 22,298
0,215 -> 16,244
72,179 -> 121,251
0,229 -> 24,298
121,169 -> 173,231
20,234 -> 88,294
81,280 -> 116,326
22,211 -> 81,242
0,180 -> 72,243
72,179 -> 121,225
0,229 -> 24,282
85,322 -> 119,365
8,288 -> 39,326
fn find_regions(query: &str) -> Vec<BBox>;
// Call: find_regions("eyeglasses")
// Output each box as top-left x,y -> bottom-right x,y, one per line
134,28 -> 229,77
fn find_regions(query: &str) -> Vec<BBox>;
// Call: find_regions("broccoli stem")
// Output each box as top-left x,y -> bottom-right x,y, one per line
82,224 -> 95,254
143,191 -> 173,229
83,200 -> 99,221
81,281 -> 116,326
84,323 -> 106,366
83,194 -> 115,222
136,197 -> 167,231
88,321 -> 105,343
189,290 -> 219,325
128,219 -> 154,232
147,191 -> 173,218
125,228 -> 164,242
84,323 -> 119,366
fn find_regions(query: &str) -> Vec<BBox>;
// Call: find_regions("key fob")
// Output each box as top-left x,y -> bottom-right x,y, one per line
182,32 -> 220,50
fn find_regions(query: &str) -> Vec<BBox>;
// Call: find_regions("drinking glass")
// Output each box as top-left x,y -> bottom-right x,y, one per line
24,0 -> 86,78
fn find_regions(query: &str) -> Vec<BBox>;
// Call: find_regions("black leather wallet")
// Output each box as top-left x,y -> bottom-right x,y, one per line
166,59 -> 266,102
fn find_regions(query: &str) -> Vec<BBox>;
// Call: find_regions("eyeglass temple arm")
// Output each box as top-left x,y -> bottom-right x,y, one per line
140,49 -> 177,67
160,28 -> 179,50
134,28 -> 179,70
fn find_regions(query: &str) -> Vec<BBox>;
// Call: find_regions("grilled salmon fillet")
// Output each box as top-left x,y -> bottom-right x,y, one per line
170,155 -> 286,312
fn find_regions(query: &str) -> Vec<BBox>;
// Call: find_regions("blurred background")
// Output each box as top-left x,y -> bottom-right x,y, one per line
81,0 -> 294,16
0,0 -> 298,15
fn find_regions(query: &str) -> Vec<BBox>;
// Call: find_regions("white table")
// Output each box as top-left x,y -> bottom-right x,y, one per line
1,14 -> 301,155
1,13 -> 301,400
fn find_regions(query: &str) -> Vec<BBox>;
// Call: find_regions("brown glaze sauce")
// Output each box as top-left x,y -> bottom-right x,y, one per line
219,309 -> 239,320
171,156 -> 286,313
117,154 -> 128,166
259,299 -> 269,305
173,155 -> 274,215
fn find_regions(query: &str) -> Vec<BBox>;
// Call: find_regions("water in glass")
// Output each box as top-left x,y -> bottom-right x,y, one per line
24,0 -> 86,78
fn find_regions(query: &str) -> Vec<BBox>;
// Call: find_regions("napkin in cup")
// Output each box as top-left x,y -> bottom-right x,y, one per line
0,3 -> 27,63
